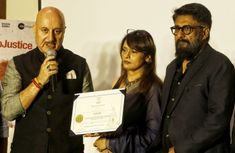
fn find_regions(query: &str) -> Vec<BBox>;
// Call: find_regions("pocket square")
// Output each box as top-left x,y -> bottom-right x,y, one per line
66,70 -> 77,79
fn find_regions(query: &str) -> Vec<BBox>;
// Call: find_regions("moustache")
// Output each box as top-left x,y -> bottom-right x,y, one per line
45,42 -> 56,48
176,39 -> 189,45
45,42 -> 56,45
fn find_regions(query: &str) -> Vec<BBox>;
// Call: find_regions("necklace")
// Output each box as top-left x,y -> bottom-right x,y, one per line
125,78 -> 141,89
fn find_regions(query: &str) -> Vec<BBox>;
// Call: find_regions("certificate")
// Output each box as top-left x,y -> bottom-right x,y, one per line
70,88 -> 125,135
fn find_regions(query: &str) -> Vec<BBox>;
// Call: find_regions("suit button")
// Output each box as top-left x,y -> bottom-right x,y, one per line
47,111 -> 51,115
166,115 -> 170,119
47,95 -> 52,99
171,98 -> 175,101
165,134 -> 170,138
177,82 -> 181,85
46,128 -> 52,133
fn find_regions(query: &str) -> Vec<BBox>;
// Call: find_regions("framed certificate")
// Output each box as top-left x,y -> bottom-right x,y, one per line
70,88 -> 125,135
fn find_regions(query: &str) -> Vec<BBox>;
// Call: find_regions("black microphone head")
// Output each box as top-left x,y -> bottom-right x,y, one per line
46,49 -> 57,57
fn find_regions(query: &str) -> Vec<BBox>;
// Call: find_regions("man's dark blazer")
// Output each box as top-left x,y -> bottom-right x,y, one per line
161,44 -> 235,153
231,112 -> 235,153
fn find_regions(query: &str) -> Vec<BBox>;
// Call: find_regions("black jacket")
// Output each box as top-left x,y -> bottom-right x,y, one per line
161,44 -> 235,153
12,47 -> 86,153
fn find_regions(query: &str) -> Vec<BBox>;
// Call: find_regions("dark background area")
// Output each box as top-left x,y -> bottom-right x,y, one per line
0,0 -> 6,19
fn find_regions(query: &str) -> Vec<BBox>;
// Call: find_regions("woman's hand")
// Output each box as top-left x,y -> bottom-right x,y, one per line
101,149 -> 112,153
83,133 -> 100,137
169,147 -> 175,153
94,137 -> 109,152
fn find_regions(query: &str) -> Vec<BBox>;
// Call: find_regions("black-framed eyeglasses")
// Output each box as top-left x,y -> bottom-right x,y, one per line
170,25 -> 204,35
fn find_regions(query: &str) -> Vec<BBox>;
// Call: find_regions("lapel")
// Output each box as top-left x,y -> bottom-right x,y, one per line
167,44 -> 212,114
161,61 -> 177,114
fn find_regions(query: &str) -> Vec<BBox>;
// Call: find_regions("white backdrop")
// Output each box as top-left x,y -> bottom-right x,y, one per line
41,0 -> 235,91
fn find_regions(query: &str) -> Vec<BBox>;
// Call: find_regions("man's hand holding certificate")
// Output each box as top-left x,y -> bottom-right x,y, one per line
70,88 -> 125,135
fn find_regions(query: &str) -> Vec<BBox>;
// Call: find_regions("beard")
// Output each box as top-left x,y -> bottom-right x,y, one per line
175,35 -> 203,66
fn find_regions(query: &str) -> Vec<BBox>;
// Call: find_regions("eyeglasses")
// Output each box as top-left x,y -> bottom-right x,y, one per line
170,25 -> 204,35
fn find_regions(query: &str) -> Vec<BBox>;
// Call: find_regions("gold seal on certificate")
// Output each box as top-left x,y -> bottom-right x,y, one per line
70,88 -> 125,135
75,114 -> 84,123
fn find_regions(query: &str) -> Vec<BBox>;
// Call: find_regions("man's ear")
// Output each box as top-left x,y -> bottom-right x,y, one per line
145,55 -> 152,63
202,27 -> 209,40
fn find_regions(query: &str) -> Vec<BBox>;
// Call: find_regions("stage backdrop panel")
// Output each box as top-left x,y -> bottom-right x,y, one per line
0,19 -> 36,153
0,19 -> 36,60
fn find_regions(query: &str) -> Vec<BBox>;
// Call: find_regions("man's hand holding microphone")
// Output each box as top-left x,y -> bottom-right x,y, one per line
36,50 -> 58,91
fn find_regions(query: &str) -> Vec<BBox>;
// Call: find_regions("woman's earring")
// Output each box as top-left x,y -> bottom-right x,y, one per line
145,56 -> 152,63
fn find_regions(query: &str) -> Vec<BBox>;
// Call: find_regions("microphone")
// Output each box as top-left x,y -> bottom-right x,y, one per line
46,49 -> 57,92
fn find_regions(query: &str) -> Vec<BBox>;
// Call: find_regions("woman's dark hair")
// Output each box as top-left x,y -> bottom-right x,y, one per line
117,30 -> 162,93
